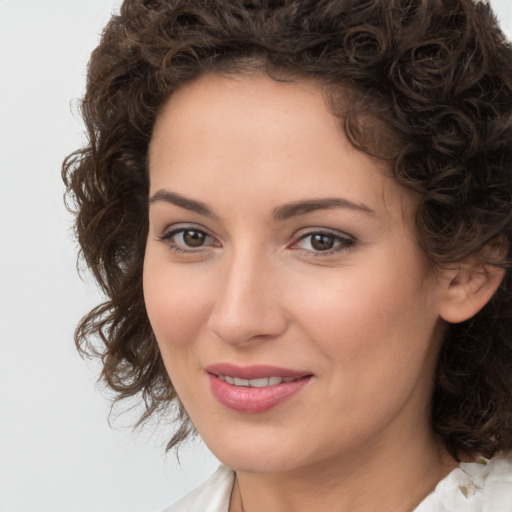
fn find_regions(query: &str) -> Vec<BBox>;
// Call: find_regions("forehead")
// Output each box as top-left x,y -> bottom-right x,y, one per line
149,73 -> 416,223
151,73 -> 336,161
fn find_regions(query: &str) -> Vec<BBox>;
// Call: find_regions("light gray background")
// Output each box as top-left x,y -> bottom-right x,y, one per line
1,1 -> 511,511
0,2 -> 218,511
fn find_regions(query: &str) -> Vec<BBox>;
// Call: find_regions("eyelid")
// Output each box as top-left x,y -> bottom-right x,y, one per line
157,224 -> 221,253
292,226 -> 355,242
158,221 -> 215,238
289,227 -> 356,255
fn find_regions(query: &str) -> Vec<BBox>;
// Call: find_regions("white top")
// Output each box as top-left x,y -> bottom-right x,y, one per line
162,453 -> 512,512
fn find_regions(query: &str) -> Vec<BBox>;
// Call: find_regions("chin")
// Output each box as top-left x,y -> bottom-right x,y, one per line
216,450 -> 304,474
199,427 -> 325,474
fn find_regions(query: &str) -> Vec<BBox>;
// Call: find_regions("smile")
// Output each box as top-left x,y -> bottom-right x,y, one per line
216,375 -> 300,387
205,364 -> 313,413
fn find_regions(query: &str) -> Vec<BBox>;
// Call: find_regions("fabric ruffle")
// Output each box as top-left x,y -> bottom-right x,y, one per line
414,452 -> 512,511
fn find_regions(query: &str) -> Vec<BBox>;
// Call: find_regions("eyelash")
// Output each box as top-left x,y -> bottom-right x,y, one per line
158,227 -> 219,254
290,230 -> 355,257
158,227 -> 355,257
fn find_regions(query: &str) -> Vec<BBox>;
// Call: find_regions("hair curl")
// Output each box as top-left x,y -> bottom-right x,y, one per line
63,0 -> 512,456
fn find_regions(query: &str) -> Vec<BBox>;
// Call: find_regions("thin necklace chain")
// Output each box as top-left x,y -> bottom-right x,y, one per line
236,473 -> 245,512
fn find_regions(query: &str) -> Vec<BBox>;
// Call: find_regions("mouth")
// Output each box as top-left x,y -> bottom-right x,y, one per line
205,363 -> 313,413
216,375 -> 301,387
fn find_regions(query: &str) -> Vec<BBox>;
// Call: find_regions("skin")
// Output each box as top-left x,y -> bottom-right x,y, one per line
144,73 -> 459,511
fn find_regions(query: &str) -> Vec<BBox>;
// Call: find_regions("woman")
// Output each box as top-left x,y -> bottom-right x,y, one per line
63,0 -> 512,510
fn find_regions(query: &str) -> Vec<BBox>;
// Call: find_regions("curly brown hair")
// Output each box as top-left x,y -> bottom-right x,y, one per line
63,0 -> 512,456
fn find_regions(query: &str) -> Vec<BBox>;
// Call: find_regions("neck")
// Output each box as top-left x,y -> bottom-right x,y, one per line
230,430 -> 456,512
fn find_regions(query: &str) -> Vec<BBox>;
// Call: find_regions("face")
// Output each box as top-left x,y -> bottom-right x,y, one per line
144,73 -> 447,474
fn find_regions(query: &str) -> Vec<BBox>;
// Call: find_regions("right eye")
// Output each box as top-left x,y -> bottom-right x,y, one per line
158,227 -> 219,254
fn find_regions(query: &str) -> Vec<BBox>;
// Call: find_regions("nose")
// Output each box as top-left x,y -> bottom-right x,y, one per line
207,249 -> 288,346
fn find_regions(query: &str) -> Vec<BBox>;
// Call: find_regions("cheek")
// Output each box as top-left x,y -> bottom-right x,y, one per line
285,269 -> 440,438
287,252 -> 439,379
142,253 -> 216,412
142,251 -> 211,357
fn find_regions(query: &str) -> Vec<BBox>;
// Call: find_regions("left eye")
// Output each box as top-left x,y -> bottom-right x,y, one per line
159,228 -> 217,252
176,229 -> 208,247
294,231 -> 354,253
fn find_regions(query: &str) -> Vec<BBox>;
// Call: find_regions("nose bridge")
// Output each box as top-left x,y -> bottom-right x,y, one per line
207,243 -> 286,345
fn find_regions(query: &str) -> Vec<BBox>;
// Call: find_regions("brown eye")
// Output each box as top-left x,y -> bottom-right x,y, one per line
293,230 -> 355,255
310,233 -> 335,251
183,229 -> 206,247
159,227 -> 218,254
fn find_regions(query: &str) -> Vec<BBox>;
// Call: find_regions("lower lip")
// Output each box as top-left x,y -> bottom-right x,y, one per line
208,374 -> 311,413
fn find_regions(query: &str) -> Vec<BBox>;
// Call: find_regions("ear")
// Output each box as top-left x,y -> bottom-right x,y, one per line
438,262 -> 505,324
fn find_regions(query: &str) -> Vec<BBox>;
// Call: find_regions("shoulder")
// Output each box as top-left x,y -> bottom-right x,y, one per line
415,452 -> 512,512
161,465 -> 235,512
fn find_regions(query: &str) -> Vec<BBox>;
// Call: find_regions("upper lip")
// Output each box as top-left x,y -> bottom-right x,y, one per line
205,363 -> 312,380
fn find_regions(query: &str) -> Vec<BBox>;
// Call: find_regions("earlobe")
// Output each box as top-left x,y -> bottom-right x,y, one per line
438,263 -> 505,324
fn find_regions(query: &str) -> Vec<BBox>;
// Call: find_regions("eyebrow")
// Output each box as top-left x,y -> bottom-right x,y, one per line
273,198 -> 375,220
148,190 -> 217,218
148,189 -> 374,220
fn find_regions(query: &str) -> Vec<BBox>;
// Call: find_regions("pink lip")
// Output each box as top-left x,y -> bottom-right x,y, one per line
205,363 -> 310,380
205,363 -> 313,414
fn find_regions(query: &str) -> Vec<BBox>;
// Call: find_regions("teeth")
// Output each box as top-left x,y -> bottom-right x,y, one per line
250,377 -> 270,388
218,375 -> 299,387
